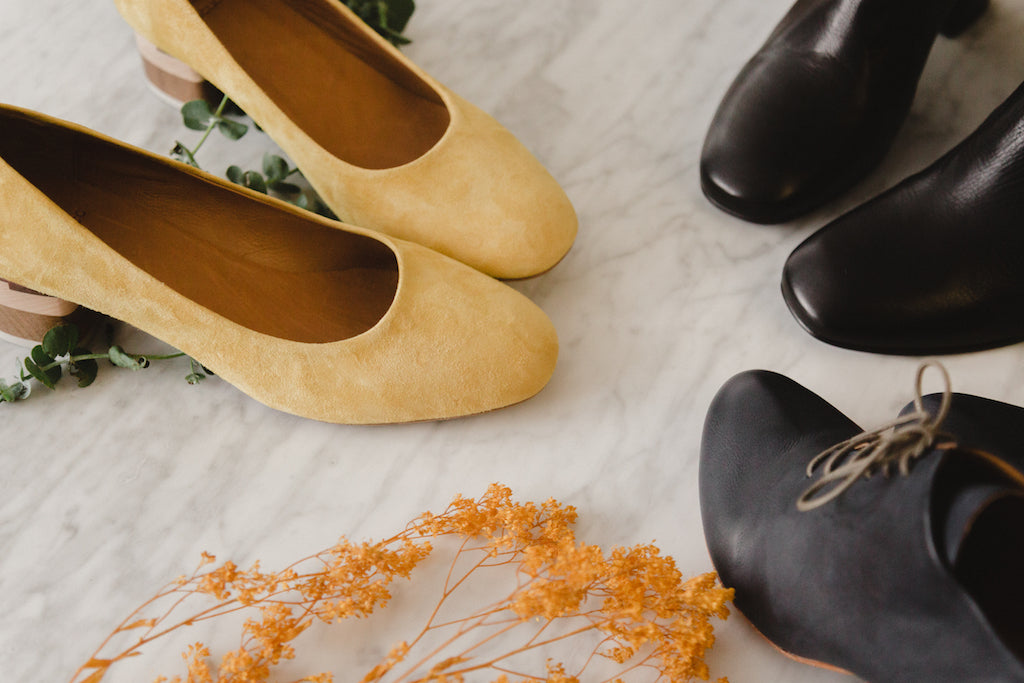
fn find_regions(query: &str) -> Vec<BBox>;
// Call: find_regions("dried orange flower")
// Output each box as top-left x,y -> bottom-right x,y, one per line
70,485 -> 732,683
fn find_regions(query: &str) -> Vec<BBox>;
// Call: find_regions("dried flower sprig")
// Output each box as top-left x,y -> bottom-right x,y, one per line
70,485 -> 733,683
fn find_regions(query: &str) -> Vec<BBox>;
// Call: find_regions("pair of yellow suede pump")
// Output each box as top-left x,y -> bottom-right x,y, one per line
115,0 -> 578,280
0,104 -> 558,424
0,1 -> 580,423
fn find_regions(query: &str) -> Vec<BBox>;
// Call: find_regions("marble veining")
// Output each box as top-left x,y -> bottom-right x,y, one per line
3,0 -> 1024,680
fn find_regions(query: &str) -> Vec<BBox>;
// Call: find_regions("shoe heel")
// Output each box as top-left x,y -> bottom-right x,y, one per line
940,0 -> 989,37
134,33 -> 222,106
0,279 -> 97,348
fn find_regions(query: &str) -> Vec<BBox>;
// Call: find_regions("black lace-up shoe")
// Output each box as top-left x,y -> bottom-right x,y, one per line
908,392 -> 1024,475
700,365 -> 1024,681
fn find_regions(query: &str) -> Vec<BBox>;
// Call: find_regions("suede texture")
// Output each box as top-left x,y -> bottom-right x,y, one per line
0,104 -> 559,424
114,0 -> 577,279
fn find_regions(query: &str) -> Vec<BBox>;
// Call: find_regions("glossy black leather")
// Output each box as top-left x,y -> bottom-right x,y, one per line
700,370 -> 1024,681
700,0 -> 988,224
910,393 -> 1024,473
783,79 -> 1024,354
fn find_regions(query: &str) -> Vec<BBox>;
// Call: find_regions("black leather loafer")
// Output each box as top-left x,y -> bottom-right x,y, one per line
700,0 -> 988,224
783,79 -> 1024,354
700,367 -> 1024,681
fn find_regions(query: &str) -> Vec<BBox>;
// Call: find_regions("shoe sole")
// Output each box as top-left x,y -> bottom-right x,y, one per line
747,617 -> 855,677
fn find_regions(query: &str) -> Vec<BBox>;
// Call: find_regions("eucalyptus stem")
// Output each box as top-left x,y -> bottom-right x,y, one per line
39,353 -> 110,371
39,350 -> 185,373
145,352 -> 188,361
190,93 -> 230,158
1,323 -> 209,404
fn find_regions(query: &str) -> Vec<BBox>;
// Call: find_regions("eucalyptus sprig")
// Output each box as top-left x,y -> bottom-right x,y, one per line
171,94 -> 337,218
0,323 -> 210,404
227,152 -> 336,216
169,0 -> 415,217
170,96 -> 248,168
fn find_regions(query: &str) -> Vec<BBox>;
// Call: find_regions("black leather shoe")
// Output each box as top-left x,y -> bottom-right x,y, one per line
700,366 -> 1024,681
700,0 -> 988,224
783,79 -> 1024,354
910,392 -> 1024,474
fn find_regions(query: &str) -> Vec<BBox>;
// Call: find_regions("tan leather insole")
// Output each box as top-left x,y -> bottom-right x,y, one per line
0,111 -> 399,343
199,0 -> 450,170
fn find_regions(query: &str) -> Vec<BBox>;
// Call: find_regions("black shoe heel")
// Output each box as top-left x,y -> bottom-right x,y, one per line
940,0 -> 989,38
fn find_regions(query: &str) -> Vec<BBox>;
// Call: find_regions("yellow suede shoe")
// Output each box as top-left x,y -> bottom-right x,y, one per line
0,104 -> 559,423
114,0 -> 578,280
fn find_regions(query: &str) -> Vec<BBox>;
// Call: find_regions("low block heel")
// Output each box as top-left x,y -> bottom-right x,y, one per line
134,34 -> 222,106
0,279 -> 98,347
940,0 -> 989,38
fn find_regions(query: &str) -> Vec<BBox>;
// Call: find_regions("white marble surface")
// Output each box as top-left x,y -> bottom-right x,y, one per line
3,1 -> 1024,681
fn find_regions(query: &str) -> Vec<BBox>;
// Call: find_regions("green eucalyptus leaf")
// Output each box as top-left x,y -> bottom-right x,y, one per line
42,324 -> 77,359
262,154 -> 289,182
30,345 -> 53,367
292,192 -> 310,210
383,0 -> 415,33
242,171 -> 268,194
24,357 -> 57,389
347,0 -> 373,23
181,99 -> 214,131
108,345 -> 144,370
385,32 -> 411,46
40,327 -> 63,358
226,165 -> 244,184
217,118 -> 249,141
344,0 -> 413,45
269,180 -> 302,195
185,372 -> 206,385
69,348 -> 99,388
66,325 -> 80,357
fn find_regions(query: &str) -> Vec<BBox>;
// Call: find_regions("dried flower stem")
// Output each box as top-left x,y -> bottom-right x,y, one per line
71,485 -> 732,683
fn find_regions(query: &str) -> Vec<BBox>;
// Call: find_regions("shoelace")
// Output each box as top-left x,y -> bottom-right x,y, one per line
797,362 -> 953,512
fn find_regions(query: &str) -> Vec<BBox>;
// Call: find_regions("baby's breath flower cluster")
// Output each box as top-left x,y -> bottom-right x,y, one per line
71,485 -> 732,683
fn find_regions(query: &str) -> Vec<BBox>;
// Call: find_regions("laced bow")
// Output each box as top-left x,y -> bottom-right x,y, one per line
796,362 -> 953,512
